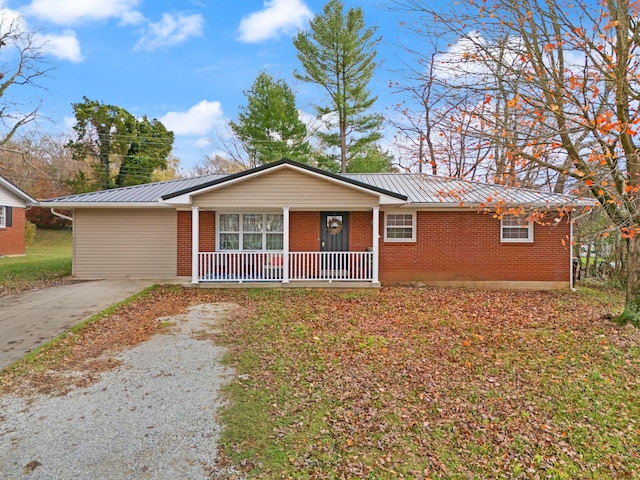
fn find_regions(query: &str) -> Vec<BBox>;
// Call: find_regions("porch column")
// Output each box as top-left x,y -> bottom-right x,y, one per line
372,207 -> 380,285
283,206 -> 290,283
191,206 -> 199,284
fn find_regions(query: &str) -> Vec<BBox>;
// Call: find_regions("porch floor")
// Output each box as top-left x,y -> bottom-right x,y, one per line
185,281 -> 380,290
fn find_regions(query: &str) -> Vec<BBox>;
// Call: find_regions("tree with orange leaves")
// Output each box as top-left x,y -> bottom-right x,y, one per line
396,0 -> 640,323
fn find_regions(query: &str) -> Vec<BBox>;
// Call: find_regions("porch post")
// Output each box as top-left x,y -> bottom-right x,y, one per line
372,207 -> 380,285
283,206 -> 290,283
191,206 -> 199,284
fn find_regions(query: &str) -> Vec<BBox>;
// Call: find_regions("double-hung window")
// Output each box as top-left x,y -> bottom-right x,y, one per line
500,216 -> 533,242
0,206 -> 5,228
384,212 -> 416,242
218,213 -> 284,251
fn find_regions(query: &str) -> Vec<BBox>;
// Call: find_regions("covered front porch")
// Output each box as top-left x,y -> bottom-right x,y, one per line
189,207 -> 381,285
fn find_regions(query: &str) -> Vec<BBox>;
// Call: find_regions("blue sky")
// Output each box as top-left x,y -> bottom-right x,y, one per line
2,0 -> 412,171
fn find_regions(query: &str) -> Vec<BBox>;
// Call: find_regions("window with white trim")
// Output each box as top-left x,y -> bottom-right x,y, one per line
500,216 -> 533,242
384,212 -> 416,242
218,213 -> 284,251
0,206 -> 5,228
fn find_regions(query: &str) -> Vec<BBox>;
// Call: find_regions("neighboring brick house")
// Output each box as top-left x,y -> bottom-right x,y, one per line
39,159 -> 591,289
0,176 -> 36,256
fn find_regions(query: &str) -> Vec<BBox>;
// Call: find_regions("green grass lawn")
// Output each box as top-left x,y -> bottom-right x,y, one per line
0,229 -> 72,294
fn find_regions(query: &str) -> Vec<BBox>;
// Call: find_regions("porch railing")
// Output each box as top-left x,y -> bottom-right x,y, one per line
198,251 -> 373,282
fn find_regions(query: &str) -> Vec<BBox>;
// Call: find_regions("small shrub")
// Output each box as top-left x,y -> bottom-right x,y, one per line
24,221 -> 37,245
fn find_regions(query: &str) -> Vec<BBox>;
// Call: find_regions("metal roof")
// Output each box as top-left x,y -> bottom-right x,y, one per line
40,174 -> 225,204
344,173 -> 589,207
39,160 -> 590,208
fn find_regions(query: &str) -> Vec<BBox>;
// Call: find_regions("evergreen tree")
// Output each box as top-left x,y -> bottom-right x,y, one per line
230,72 -> 311,165
293,0 -> 383,173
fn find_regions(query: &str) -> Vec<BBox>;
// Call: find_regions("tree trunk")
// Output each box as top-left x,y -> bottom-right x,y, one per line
585,242 -> 592,278
340,121 -> 347,173
620,234 -> 640,325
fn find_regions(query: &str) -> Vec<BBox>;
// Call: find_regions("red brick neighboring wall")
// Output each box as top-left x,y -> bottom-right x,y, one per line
377,211 -> 570,283
177,210 -> 215,276
0,207 -> 26,255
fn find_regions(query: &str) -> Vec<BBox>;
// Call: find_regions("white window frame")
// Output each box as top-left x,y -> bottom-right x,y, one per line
216,212 -> 284,251
0,206 -> 5,228
500,216 -> 534,243
384,211 -> 416,242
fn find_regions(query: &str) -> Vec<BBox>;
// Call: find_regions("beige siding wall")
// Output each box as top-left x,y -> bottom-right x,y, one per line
73,208 -> 177,278
0,187 -> 25,207
193,168 -> 377,209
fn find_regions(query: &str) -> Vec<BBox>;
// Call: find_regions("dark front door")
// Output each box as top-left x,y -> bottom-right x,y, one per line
320,212 -> 349,252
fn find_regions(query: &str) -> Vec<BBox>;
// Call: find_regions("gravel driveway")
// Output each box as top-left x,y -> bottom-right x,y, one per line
0,303 -> 238,480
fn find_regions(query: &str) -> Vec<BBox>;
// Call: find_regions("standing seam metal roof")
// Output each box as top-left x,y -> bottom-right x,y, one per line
40,174 -> 225,204
39,167 -> 588,207
344,173 -> 586,206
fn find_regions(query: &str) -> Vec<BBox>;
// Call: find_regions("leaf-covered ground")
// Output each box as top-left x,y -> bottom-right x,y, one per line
207,286 -> 640,479
2,285 -> 639,479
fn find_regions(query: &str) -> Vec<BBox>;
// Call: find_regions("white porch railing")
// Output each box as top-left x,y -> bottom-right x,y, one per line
198,251 -> 373,283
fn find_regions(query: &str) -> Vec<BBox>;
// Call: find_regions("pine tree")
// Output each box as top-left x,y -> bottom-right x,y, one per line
230,72 -> 311,165
293,0 -> 383,173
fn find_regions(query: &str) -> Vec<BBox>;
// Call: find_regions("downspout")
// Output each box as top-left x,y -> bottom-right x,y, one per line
50,208 -> 73,222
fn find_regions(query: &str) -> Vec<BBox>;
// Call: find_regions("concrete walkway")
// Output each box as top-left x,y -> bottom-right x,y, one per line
0,279 -> 159,370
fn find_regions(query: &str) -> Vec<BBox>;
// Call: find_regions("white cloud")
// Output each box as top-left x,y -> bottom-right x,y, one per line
21,0 -> 143,25
0,6 -> 82,63
35,30 -> 82,62
238,0 -> 312,43
135,13 -> 204,51
194,137 -> 211,148
160,100 -> 224,136
63,116 -> 76,131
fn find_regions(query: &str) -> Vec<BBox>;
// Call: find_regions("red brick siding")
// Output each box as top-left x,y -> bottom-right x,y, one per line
290,211 -> 320,251
200,211 -> 215,252
177,211 -> 191,276
175,209 -> 570,283
176,210 -> 215,276
377,211 -> 570,283
350,211 -> 373,252
0,207 -> 26,255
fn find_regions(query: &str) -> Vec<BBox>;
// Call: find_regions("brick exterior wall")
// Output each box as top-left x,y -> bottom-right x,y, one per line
0,207 -> 26,255
290,211 -> 320,251
377,211 -> 570,283
176,210 -> 215,276
175,209 -> 570,284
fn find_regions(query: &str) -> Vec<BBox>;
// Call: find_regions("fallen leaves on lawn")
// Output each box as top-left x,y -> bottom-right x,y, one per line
205,286 -> 640,479
1,285 -> 638,479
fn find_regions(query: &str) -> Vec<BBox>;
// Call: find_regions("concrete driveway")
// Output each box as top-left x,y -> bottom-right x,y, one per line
0,279 -> 161,370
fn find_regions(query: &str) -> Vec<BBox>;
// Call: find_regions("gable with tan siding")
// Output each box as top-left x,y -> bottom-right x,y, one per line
192,168 -> 379,209
73,208 -> 177,278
